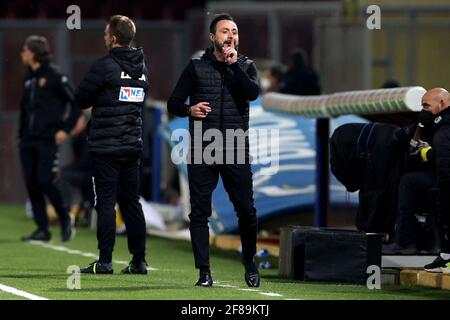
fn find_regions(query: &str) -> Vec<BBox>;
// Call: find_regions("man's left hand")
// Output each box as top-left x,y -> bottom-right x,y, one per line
409,139 -> 429,156
55,130 -> 69,145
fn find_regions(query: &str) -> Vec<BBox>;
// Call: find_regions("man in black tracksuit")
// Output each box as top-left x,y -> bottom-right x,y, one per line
414,88 -> 450,273
19,35 -> 80,242
279,48 -> 321,96
381,111 -> 438,255
75,15 -> 149,274
58,113 -> 95,226
167,13 -> 260,287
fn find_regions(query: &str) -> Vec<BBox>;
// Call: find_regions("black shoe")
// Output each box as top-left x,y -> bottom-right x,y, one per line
244,260 -> 260,288
21,229 -> 51,241
424,255 -> 450,273
195,270 -> 213,287
61,219 -> 75,242
121,260 -> 148,274
382,242 -> 417,255
80,261 -> 113,274
80,207 -> 92,227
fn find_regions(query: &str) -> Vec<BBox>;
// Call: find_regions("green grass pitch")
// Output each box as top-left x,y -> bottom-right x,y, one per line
0,204 -> 448,300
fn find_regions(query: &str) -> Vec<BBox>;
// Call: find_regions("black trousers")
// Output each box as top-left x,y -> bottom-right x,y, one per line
395,171 -> 437,246
59,163 -> 94,212
91,153 -> 146,263
20,142 -> 69,232
187,162 -> 257,269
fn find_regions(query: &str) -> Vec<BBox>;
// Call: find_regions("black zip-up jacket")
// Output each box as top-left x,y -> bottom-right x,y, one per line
167,47 -> 259,151
428,107 -> 450,232
75,47 -> 148,156
279,65 -> 321,96
330,122 -> 409,232
331,117 -> 445,233
19,63 -> 80,143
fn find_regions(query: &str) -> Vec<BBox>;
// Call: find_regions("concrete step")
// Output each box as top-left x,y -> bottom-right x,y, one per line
381,268 -> 399,285
382,255 -> 437,269
399,269 -> 450,290
213,236 -> 450,291
399,269 -> 420,286
417,271 -> 443,288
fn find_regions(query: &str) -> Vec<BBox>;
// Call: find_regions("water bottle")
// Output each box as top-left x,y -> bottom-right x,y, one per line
256,248 -> 271,269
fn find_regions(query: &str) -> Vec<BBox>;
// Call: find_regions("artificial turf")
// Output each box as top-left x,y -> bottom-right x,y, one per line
0,203 -> 449,300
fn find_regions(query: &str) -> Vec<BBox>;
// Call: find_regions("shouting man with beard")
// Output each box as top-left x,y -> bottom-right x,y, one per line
167,13 -> 260,287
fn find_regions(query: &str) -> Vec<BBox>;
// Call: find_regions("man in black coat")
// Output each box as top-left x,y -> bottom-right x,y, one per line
167,13 -> 260,287
330,122 -> 407,234
416,88 -> 450,273
19,35 -> 80,242
279,48 -> 321,96
58,112 -> 95,226
75,15 -> 149,275
382,110 -> 437,255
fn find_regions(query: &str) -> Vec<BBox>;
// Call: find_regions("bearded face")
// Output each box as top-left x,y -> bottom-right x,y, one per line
210,20 -> 239,54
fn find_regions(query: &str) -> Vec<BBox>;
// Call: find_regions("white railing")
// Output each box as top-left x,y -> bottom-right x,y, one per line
261,87 -> 426,118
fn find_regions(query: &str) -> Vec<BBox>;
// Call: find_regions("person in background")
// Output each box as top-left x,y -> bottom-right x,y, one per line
279,48 -> 321,96
381,80 -> 401,89
260,65 -> 284,93
58,112 -> 95,227
19,35 -> 80,242
383,107 -> 437,255
415,88 -> 450,273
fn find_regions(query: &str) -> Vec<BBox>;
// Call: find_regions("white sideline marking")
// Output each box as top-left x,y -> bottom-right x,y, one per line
0,283 -> 48,300
28,242 -> 290,299
215,283 -> 238,288
259,292 -> 283,297
215,281 -> 285,299
29,241 -> 158,271
239,288 -> 260,292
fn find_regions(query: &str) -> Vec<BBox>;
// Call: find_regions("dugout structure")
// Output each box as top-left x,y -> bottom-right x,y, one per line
262,86 -> 426,226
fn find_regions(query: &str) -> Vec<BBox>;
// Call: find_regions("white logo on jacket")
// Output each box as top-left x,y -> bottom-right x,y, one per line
119,87 -> 145,102
120,72 -> 146,81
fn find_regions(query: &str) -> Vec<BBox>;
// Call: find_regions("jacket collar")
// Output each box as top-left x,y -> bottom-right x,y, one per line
29,62 -> 50,77
203,47 -> 226,65
434,107 -> 450,125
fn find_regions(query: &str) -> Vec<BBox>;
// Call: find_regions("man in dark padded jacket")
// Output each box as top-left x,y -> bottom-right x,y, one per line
75,15 -> 149,275
167,13 -> 260,287
19,35 -> 80,242
414,88 -> 450,273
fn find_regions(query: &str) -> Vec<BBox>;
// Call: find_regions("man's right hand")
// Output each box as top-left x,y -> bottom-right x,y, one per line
189,102 -> 211,119
409,139 -> 430,156
55,130 -> 70,145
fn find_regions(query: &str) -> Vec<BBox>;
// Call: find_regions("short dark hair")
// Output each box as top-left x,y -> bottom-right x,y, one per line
24,35 -> 52,64
108,15 -> 136,46
209,13 -> 234,34
292,48 -> 308,68
270,65 -> 285,82
382,80 -> 400,89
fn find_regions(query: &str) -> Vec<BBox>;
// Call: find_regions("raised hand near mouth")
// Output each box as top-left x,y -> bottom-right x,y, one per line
223,45 -> 237,65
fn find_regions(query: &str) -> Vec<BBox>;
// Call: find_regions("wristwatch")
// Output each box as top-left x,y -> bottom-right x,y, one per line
187,106 -> 192,116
